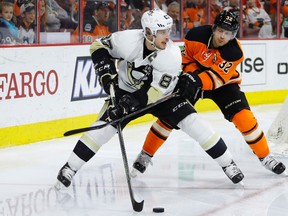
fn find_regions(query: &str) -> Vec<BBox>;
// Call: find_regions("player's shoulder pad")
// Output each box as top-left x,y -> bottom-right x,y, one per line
112,29 -> 143,54
219,38 -> 243,62
185,25 -> 212,44
113,29 -> 143,43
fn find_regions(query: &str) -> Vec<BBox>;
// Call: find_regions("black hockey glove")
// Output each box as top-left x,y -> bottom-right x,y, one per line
175,72 -> 202,100
248,23 -> 254,29
94,58 -> 117,94
257,18 -> 264,28
108,94 -> 141,120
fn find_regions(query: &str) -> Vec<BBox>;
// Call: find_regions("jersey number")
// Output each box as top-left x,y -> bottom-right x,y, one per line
100,34 -> 112,49
219,61 -> 233,74
159,74 -> 172,88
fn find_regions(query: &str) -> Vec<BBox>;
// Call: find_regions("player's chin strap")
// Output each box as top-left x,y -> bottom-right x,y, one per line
109,84 -> 144,212
144,33 -> 161,51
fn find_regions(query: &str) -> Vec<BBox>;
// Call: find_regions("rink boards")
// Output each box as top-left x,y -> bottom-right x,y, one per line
0,41 -> 287,147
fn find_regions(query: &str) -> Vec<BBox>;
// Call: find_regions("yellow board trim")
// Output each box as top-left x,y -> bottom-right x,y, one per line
195,89 -> 288,112
1,90 -> 287,148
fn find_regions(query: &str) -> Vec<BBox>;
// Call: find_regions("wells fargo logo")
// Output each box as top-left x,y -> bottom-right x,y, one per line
0,70 -> 58,100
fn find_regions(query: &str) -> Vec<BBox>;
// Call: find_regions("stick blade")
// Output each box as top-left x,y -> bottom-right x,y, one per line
63,127 -> 90,136
132,199 -> 144,212
63,130 -> 77,136
63,123 -> 109,136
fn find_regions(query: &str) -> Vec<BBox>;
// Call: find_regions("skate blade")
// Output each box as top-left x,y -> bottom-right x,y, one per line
281,170 -> 288,177
130,168 -> 140,178
238,181 -> 244,187
54,181 -> 66,191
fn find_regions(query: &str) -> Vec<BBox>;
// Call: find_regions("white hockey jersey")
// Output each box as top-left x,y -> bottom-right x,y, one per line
246,6 -> 274,38
90,29 -> 182,104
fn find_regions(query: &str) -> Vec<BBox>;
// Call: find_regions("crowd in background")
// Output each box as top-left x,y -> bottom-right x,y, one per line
0,0 -> 287,45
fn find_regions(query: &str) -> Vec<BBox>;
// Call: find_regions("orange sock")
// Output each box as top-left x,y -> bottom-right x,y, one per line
142,119 -> 173,156
232,109 -> 270,158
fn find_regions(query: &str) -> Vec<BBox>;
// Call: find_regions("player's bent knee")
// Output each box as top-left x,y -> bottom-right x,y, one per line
177,113 -> 220,149
80,122 -> 117,151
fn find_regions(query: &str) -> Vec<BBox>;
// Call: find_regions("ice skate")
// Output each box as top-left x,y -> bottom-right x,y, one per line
130,150 -> 153,177
55,162 -> 77,190
260,154 -> 286,175
222,160 -> 244,184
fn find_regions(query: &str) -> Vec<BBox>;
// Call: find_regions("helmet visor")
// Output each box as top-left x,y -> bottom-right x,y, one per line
156,28 -> 172,36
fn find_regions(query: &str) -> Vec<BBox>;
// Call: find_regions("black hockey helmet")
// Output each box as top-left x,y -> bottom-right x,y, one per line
213,10 -> 239,32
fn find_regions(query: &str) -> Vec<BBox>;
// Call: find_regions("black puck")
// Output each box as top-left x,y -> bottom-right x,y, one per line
153,207 -> 164,213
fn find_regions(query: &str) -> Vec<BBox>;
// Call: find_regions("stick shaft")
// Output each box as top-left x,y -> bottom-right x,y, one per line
64,92 -> 178,136
109,84 -> 144,212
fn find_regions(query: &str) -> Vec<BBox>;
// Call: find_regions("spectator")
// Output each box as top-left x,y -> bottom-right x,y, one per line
129,4 -> 150,30
185,0 -> 206,28
280,11 -> 285,38
280,11 -> 288,37
40,0 -> 48,32
15,0 -> 34,17
18,2 -> 35,44
282,1 -> 288,37
0,1 -> 20,44
105,1 -> 117,32
221,0 -> 229,8
167,1 -> 180,39
246,0 -> 274,38
129,0 -> 150,10
223,0 -> 240,17
119,1 -> 132,30
210,0 -> 223,24
45,0 -> 74,31
166,0 -> 179,6
265,0 -> 277,35
71,1 -> 111,43
183,10 -> 193,34
54,0 -> 77,28
44,0 -> 61,31
281,0 -> 288,17
54,0 -> 72,15
197,0 -> 207,24
154,0 -> 168,12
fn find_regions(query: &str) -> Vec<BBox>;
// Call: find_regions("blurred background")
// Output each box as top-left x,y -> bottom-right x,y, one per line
1,0 -> 287,45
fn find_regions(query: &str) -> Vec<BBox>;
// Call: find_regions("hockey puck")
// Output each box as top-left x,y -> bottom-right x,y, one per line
153,207 -> 165,213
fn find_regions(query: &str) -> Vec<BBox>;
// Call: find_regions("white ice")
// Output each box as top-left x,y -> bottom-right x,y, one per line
0,103 -> 288,216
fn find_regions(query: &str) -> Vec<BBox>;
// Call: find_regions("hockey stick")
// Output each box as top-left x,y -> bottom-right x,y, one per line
109,84 -> 144,212
64,91 -> 179,136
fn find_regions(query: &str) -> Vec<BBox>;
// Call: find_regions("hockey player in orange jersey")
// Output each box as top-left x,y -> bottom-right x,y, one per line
131,10 -> 286,177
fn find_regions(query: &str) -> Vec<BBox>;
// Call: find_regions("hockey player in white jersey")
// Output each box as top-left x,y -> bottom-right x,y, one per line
55,9 -> 244,190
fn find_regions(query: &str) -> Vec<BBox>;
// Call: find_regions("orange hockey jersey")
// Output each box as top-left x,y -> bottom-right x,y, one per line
182,25 -> 244,90
71,19 -> 111,43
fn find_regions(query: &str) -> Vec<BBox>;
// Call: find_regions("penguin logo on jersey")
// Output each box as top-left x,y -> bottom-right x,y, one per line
127,62 -> 153,89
